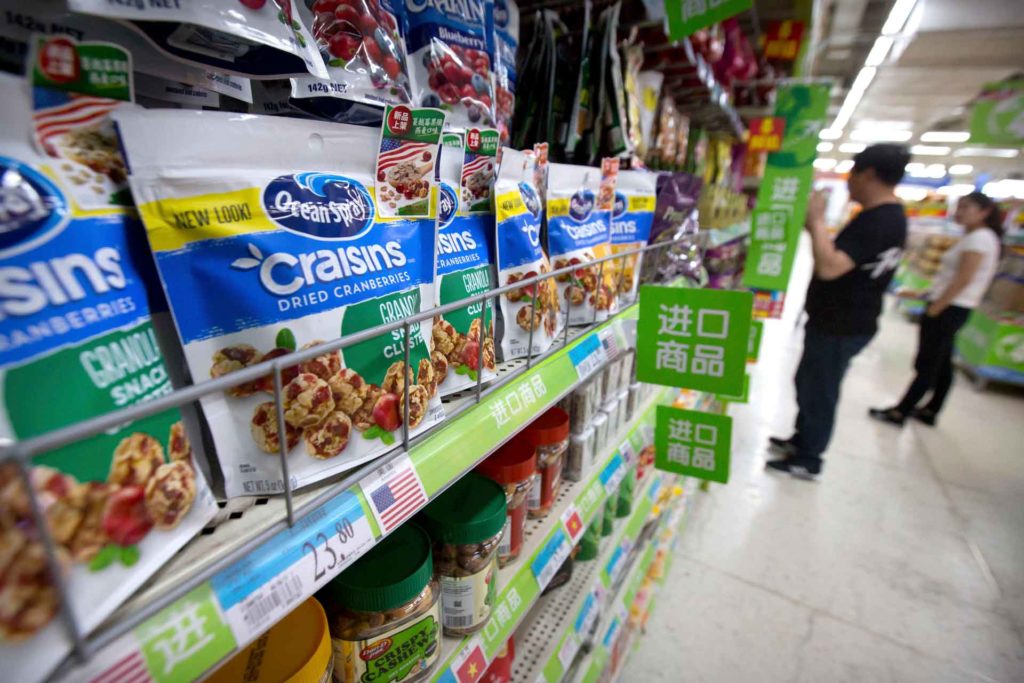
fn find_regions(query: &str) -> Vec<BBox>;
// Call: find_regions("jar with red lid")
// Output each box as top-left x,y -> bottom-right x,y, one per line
477,441 -> 537,567
525,406 -> 570,519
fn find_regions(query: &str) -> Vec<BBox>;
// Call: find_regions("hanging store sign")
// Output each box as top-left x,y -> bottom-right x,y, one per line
763,20 -> 805,61
636,285 -> 752,395
742,82 -> 830,292
747,319 -> 763,362
747,117 -> 786,152
663,0 -> 753,41
969,79 -> 1024,146
654,406 -> 732,483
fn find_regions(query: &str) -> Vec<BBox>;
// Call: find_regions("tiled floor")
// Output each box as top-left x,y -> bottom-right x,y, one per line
627,244 -> 1024,682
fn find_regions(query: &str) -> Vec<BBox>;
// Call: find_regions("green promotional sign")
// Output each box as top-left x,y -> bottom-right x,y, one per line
969,79 -> 1024,146
636,285 -> 753,395
742,83 -> 830,291
664,0 -> 753,41
718,372 -> 749,403
747,320 -> 763,362
956,310 -> 1024,374
654,406 -> 731,483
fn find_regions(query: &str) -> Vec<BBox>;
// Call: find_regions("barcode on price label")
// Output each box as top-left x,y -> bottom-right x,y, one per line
530,529 -> 570,590
557,632 -> 580,671
212,489 -> 374,643
567,333 -> 606,380
618,439 -> 635,464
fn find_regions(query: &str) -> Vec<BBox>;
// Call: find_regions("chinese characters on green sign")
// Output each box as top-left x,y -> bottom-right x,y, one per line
636,285 -> 753,396
663,0 -> 753,41
655,406 -> 732,483
742,83 -> 830,292
969,79 -> 1024,146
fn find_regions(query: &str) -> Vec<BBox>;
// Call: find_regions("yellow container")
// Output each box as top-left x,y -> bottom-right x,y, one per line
208,597 -> 333,683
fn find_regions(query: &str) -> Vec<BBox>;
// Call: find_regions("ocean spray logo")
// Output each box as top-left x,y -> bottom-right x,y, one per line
405,0 -> 484,22
262,173 -> 374,239
613,191 -> 627,218
438,182 -> 457,230
568,189 -> 595,222
0,156 -> 67,252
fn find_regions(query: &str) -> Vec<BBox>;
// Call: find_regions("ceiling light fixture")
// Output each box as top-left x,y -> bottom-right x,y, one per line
920,131 -> 970,143
819,128 -> 843,140
864,36 -> 894,66
832,67 -> 877,132
948,164 -> 973,175
850,128 -> 913,142
954,147 -> 1020,158
937,184 -> 976,197
836,159 -> 855,173
813,158 -> 838,171
881,0 -> 918,35
925,163 -> 947,178
817,142 -> 834,152
839,142 -> 866,153
910,145 -> 951,156
905,162 -> 925,173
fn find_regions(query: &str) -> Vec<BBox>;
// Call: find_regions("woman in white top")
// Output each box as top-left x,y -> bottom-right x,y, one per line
870,191 -> 1003,426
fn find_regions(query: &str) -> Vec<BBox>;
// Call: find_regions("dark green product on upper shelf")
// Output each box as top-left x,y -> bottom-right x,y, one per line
602,495 -> 616,536
418,471 -> 507,636
323,524 -> 441,683
615,468 -> 636,518
577,507 -> 603,561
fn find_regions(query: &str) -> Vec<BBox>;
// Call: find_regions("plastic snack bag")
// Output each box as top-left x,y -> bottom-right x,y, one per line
114,109 -> 444,498
432,133 -> 497,395
491,0 -> 519,143
494,147 -> 560,360
292,0 -> 411,108
400,0 -> 496,130
610,170 -> 657,306
0,54 -> 215,682
546,162 -> 611,325
68,0 -> 328,79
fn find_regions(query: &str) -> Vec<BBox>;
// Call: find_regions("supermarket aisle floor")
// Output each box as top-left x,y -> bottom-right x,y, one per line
627,244 -> 1024,683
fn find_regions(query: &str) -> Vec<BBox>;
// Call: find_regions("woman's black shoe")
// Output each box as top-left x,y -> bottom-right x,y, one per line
868,407 -> 905,426
909,408 -> 937,426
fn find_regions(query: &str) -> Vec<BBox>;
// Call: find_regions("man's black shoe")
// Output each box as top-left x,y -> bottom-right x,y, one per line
868,407 -> 905,426
909,408 -> 936,426
765,458 -> 820,481
768,436 -> 797,457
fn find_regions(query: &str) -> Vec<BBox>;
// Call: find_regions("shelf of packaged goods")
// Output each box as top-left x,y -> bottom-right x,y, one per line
421,388 -> 672,683
54,307 -> 647,683
508,466 -> 673,683
571,496 -> 690,683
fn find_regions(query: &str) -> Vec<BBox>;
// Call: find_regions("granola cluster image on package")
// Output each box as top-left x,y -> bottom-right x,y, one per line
114,109 -> 443,498
0,72 -> 216,683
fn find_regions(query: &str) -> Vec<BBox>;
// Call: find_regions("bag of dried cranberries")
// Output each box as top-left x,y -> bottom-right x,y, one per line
397,0 -> 497,130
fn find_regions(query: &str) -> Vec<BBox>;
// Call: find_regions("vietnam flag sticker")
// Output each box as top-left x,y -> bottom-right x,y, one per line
455,643 -> 488,683
561,504 -> 584,544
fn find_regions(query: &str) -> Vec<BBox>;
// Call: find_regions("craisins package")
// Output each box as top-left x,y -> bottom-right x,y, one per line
491,0 -> 519,142
68,0 -> 327,79
399,0 -> 496,130
293,0 -> 412,107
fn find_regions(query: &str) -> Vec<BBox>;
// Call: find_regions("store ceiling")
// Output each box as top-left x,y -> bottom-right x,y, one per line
769,0 -> 1024,177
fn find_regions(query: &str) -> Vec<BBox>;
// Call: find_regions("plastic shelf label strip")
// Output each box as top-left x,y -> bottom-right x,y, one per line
568,331 -> 607,380
531,527 -> 571,591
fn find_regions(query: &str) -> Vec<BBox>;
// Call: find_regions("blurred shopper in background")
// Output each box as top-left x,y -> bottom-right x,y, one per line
870,192 -> 1004,426
768,144 -> 910,480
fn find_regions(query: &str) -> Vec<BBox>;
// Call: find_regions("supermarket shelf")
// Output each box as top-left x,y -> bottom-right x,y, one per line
54,306 -> 647,682
510,468 -> 666,683
423,389 -> 671,683
955,356 -> 1024,390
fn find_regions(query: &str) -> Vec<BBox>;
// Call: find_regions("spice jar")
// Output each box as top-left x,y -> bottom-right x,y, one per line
419,471 -> 506,636
525,407 -> 570,519
591,411 -> 608,456
626,382 -> 641,421
477,441 -> 537,567
323,525 -> 439,683
209,597 -> 333,683
565,426 -> 594,482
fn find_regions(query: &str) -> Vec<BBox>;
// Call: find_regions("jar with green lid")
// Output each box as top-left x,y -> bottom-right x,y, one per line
577,506 -> 603,561
418,471 -> 506,636
322,524 -> 440,683
601,495 -> 615,536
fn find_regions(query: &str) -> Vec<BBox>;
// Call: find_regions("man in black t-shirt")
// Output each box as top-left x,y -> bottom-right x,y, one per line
768,144 -> 909,479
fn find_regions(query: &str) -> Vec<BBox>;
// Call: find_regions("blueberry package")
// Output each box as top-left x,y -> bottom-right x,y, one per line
610,169 -> 657,306
114,109 -> 444,497
545,162 -> 611,326
0,68 -> 215,682
293,0 -> 412,108
431,134 -> 497,395
399,0 -> 496,130
491,0 -> 518,142
68,0 -> 327,79
494,147 -> 560,360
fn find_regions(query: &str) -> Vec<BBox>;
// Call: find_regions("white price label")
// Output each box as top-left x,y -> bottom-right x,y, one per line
557,632 -> 580,671
603,461 -> 626,495
568,332 -> 607,380
359,453 -> 427,534
449,636 -> 487,683
619,439 -> 635,464
531,530 -> 571,591
214,489 -> 374,643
